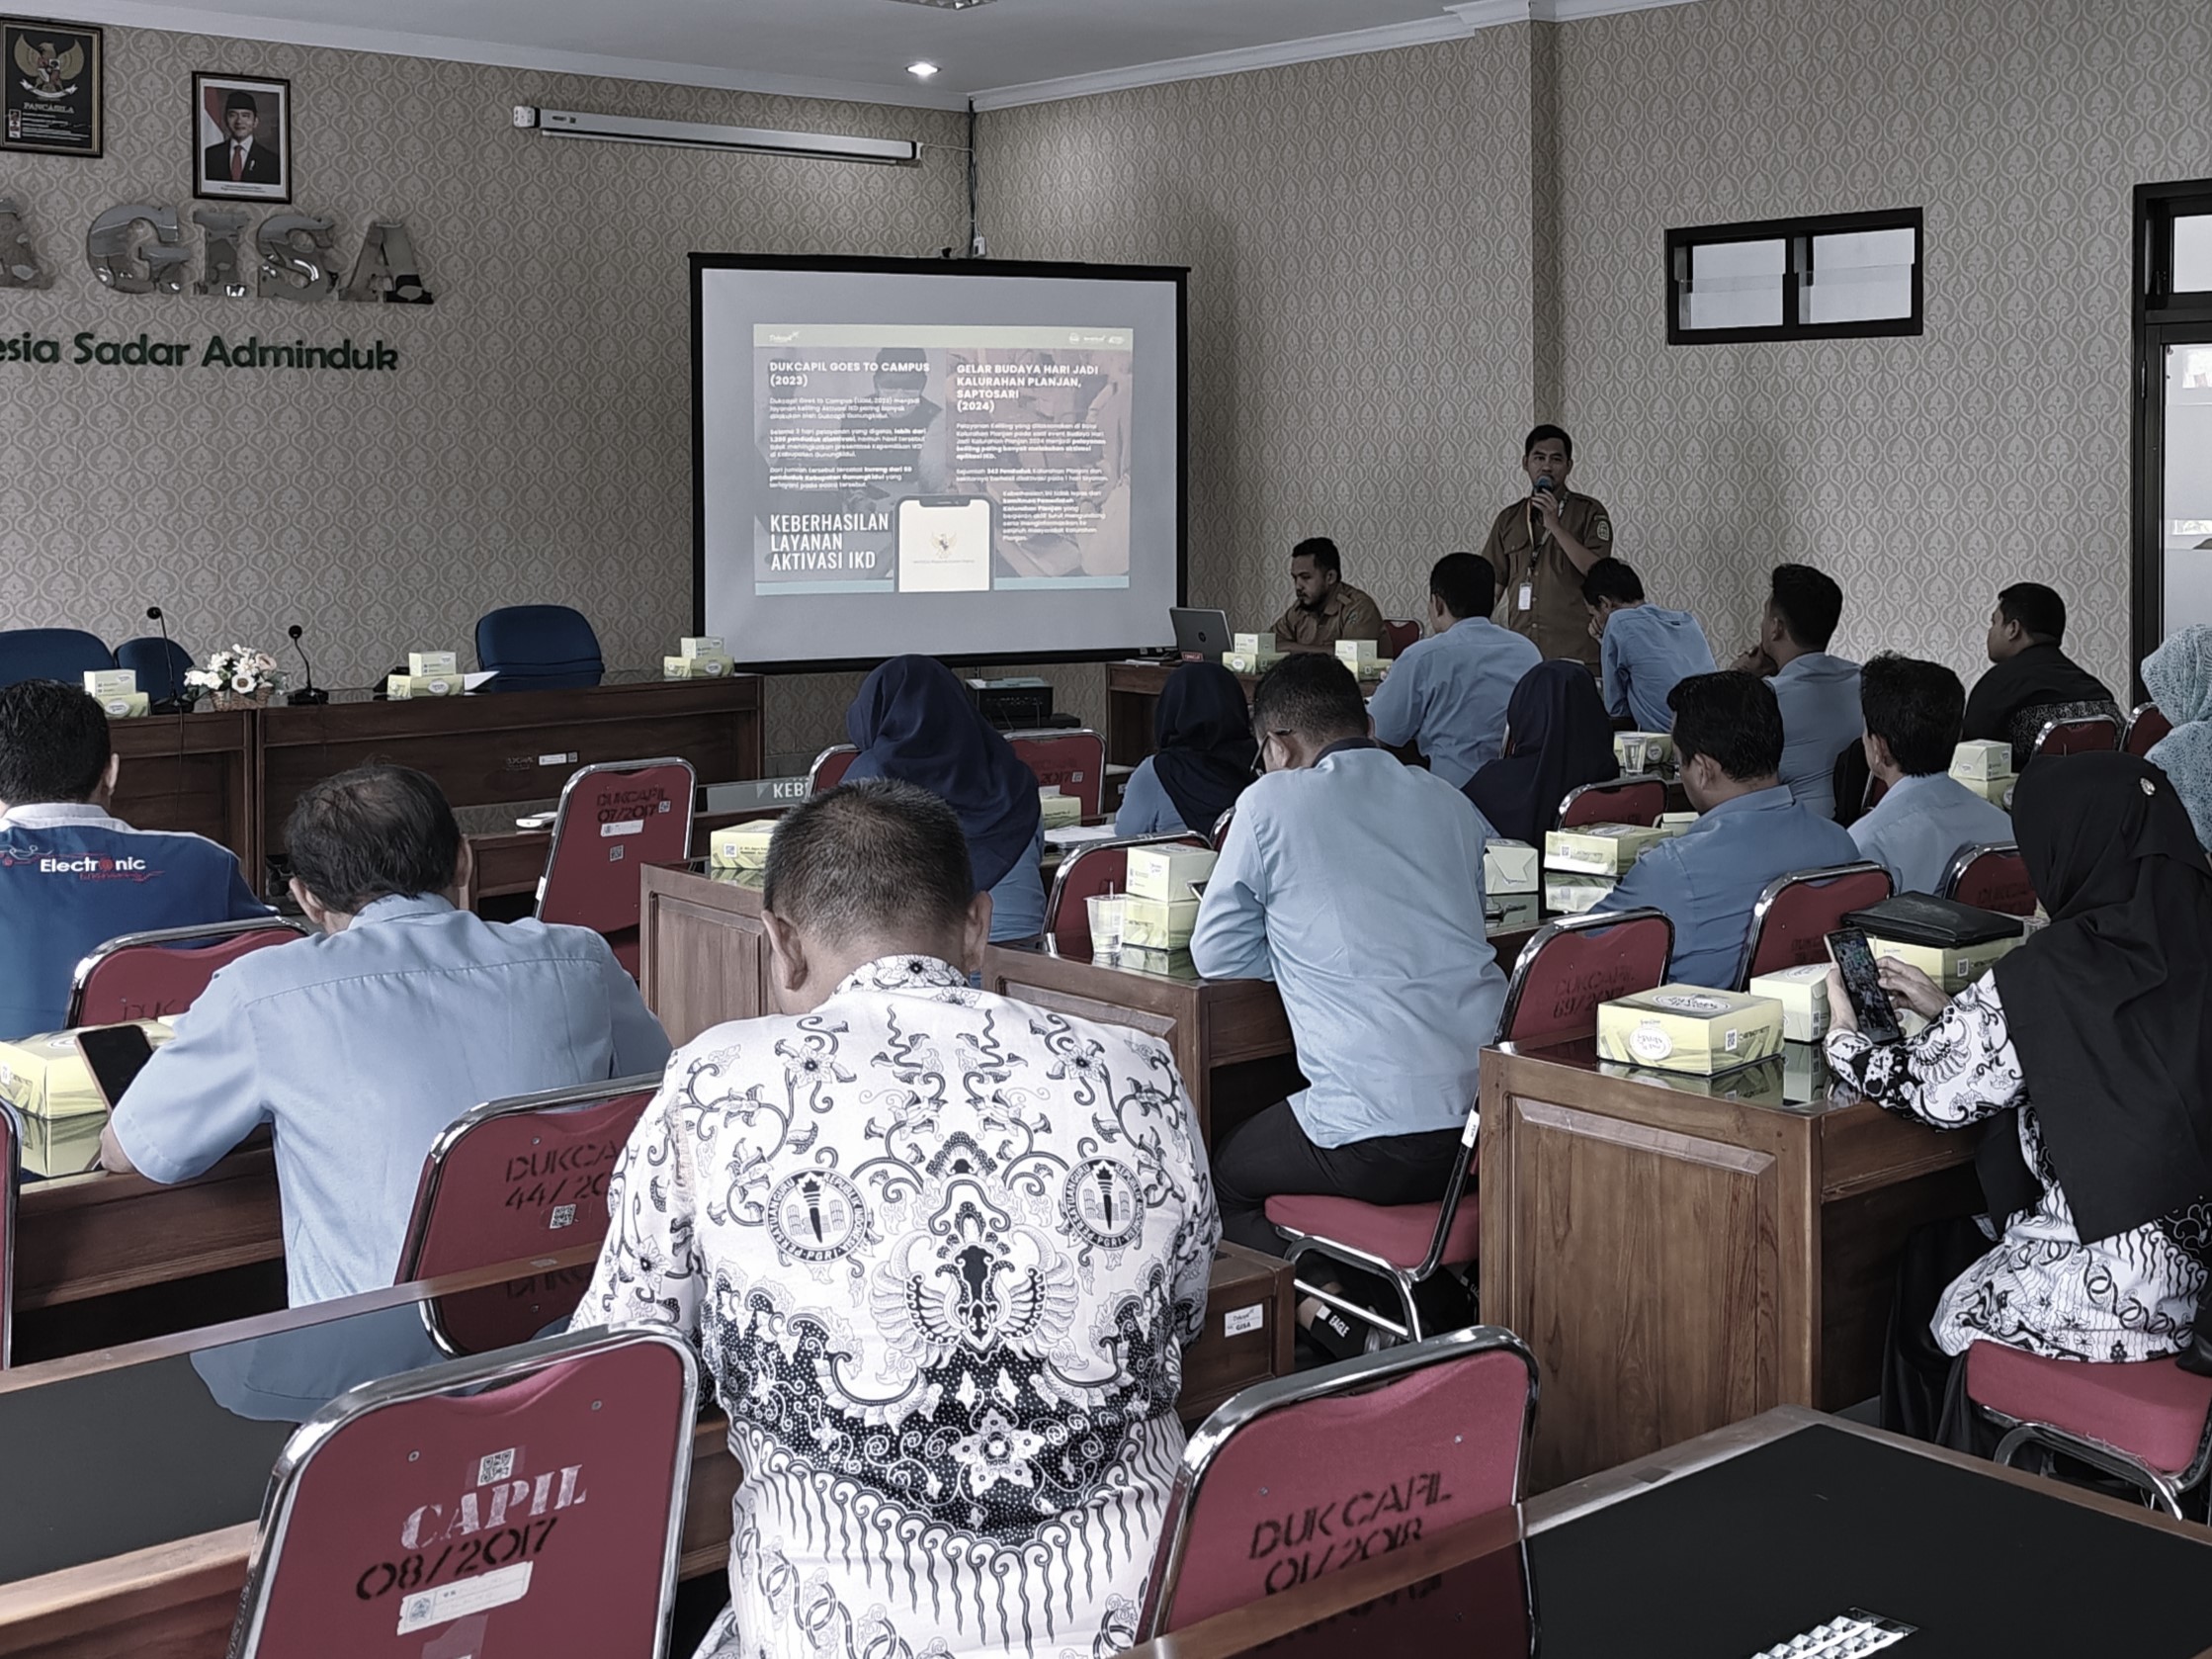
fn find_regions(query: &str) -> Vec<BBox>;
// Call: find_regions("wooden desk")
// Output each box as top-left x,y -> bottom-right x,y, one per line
13,1146 -> 282,1312
1478,1040 -> 1984,1490
107,710 -> 258,873
638,861 -> 774,1047
1108,660 -> 1256,767
258,675 -> 763,866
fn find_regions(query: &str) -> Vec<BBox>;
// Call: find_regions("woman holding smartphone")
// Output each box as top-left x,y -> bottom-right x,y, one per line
1823,751 -> 2212,1449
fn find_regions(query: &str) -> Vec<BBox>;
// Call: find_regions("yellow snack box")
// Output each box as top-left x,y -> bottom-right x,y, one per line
1613,732 -> 1673,773
1222,650 -> 1285,676
1865,932 -> 2021,997
1121,895 -> 1200,950
406,651 -> 458,677
1039,791 -> 1084,830
1597,986 -> 1785,1076
662,654 -> 735,679
679,636 -> 726,658
709,823 -> 777,868
1950,773 -> 2015,811
0,1021 -> 175,1177
1127,843 -> 1218,902
1746,962 -> 1832,1044
1231,633 -> 1266,656
1484,839 -> 1540,896
385,672 -> 457,699
1659,811 -> 1700,830
1950,740 -> 2015,782
1333,639 -> 1378,670
83,668 -> 136,697
1543,875 -> 1616,916
1544,824 -> 1667,876
100,691 -> 150,719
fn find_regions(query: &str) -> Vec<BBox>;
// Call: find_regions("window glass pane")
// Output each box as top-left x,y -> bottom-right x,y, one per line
2163,343 -> 2212,633
1682,238 -> 1784,331
2175,215 -> 2212,294
1804,226 -> 1915,324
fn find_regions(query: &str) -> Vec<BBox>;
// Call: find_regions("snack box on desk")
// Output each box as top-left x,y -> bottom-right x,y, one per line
1843,894 -> 2025,995
1039,791 -> 1085,831
678,636 -> 725,658
0,1020 -> 174,1177
406,651 -> 458,677
1543,875 -> 1616,916
1658,811 -> 1700,830
1484,839 -> 1540,896
1127,843 -> 1217,902
1111,944 -> 1193,977
709,823 -> 777,869
1544,824 -> 1667,876
1951,773 -> 2015,811
1231,633 -> 1271,656
1122,895 -> 1200,950
663,654 -> 735,679
98,691 -> 150,719
1951,740 -> 2015,782
1222,650 -> 1285,676
386,672 -> 457,699
1597,985 -> 1785,1076
1613,732 -> 1673,773
1746,962 -> 1832,1044
83,668 -> 135,697
1334,639 -> 1379,670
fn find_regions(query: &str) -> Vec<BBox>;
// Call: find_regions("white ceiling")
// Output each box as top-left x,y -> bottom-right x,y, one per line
87,0 -> 1547,111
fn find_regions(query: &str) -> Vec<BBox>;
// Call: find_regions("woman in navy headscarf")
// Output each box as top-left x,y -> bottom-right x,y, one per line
844,655 -> 1046,941
1115,661 -> 1256,838
1463,660 -> 1619,845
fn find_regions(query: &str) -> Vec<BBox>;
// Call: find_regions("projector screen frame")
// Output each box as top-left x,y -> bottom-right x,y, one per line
690,251 -> 1189,674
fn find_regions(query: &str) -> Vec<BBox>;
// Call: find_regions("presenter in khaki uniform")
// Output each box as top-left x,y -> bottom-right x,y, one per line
1477,424 -> 1615,668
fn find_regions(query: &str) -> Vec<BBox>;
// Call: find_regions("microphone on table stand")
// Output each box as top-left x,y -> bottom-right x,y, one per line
286,623 -> 330,706
144,605 -> 191,713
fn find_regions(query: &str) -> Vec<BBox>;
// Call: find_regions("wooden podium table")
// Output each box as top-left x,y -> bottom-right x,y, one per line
1478,1039 -> 1984,1491
107,710 -> 258,873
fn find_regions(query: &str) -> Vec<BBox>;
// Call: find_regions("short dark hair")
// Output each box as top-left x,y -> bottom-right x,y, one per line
1581,558 -> 1645,607
1251,652 -> 1369,744
1290,537 -> 1341,577
1524,424 -> 1574,463
1429,552 -> 1495,621
0,679 -> 113,805
286,764 -> 463,912
763,778 -> 974,948
1860,654 -> 1965,776
1668,671 -> 1784,784
1767,564 -> 1843,651
1998,581 -> 2067,645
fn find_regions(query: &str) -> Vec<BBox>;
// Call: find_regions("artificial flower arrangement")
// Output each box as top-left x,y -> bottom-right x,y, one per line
184,645 -> 286,709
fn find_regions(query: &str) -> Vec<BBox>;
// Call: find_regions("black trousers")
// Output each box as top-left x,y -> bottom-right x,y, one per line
1881,1216 -> 2003,1458
1212,1099 -> 1463,1257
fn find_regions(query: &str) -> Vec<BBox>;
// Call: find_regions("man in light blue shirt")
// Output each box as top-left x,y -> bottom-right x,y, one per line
1849,654 -> 2013,894
0,679 -> 270,1039
1583,557 -> 1718,733
1368,552 -> 1542,787
1191,654 -> 1504,1254
1731,564 -> 1861,820
104,764 -> 671,1305
1595,672 -> 1862,989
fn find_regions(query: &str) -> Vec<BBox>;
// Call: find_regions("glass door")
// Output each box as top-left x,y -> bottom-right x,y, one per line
2156,329 -> 2212,634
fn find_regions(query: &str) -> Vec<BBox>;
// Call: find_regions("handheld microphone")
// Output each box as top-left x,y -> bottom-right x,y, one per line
286,623 -> 330,706
144,604 -> 189,712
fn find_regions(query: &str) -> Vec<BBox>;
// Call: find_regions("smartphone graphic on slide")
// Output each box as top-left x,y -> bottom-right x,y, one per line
896,496 -> 993,593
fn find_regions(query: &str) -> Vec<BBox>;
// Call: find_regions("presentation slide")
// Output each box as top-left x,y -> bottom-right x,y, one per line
696,258 -> 1183,668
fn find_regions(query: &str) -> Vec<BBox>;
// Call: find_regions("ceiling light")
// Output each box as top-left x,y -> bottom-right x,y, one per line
907,61 -> 939,78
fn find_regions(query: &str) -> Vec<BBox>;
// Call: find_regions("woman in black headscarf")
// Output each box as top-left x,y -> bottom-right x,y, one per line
1462,660 -> 1619,845
844,655 -> 1045,941
1824,752 -> 2212,1446
1115,661 -> 1256,839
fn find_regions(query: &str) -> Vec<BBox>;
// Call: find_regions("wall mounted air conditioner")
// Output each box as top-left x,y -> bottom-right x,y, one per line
513,106 -> 918,165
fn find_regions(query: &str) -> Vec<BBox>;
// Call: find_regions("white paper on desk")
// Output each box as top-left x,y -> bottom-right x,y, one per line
462,670 -> 498,691
1046,825 -> 1121,848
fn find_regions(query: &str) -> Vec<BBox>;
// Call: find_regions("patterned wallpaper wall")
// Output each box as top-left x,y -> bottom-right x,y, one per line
979,34 -> 1544,637
1553,0 -> 2212,696
0,24 -> 1017,761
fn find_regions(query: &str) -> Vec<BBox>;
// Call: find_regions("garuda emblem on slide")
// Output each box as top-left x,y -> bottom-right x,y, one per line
14,38 -> 83,98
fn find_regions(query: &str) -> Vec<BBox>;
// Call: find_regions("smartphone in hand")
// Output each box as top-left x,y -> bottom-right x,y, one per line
1826,926 -> 1905,1045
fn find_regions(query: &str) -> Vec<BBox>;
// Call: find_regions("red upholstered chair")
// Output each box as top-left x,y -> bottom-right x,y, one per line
66,918 -> 310,1027
2127,701 -> 2174,757
1556,775 -> 1666,830
1265,1102 -> 1482,1346
1733,861 -> 1894,989
1940,842 -> 2035,917
1964,1340 -> 2212,1519
2031,711 -> 2122,760
228,1327 -> 698,1659
808,743 -> 858,794
1383,619 -> 1421,656
0,1101 -> 17,1369
1209,806 -> 1236,850
1044,833 -> 1207,957
536,759 -> 696,977
1137,1326 -> 1538,1637
1007,728 -> 1107,817
396,1077 -> 660,1354
1496,908 -> 1674,1048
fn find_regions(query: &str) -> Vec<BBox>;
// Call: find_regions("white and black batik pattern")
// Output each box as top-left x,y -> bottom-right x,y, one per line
1827,977 -> 2211,1362
576,956 -> 1220,1659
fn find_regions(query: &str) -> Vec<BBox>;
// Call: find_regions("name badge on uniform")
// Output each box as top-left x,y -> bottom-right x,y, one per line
1518,582 -> 1534,612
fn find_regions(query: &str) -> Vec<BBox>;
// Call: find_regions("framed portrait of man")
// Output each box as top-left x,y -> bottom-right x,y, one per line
2,17 -> 102,156
193,71 -> 290,203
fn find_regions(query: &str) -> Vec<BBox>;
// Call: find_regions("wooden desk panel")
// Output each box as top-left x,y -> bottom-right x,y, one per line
1479,1043 -> 1980,1491
14,1148 -> 282,1311
639,863 -> 774,1048
107,711 -> 258,874
258,677 -> 762,860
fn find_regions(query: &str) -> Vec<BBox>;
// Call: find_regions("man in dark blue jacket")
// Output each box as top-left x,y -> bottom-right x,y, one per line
0,679 -> 268,1038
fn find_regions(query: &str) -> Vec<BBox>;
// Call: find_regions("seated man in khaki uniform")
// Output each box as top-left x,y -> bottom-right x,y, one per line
1478,423 -> 1616,667
1267,536 -> 1388,648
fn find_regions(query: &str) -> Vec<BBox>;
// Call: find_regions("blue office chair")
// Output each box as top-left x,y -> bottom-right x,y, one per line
0,628 -> 113,688
474,605 -> 605,693
116,637 -> 195,705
